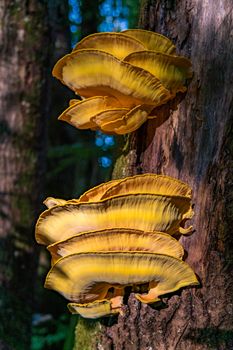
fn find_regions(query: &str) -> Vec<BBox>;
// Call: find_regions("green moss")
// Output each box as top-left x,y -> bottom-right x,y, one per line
112,134 -> 136,179
73,318 -> 101,350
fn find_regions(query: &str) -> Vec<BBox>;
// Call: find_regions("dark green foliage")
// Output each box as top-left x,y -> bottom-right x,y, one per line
32,314 -> 78,350
122,0 -> 140,28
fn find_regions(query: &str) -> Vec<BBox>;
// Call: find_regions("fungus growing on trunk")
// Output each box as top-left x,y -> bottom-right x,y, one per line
67,298 -> 123,319
73,32 -> 146,59
52,30 -> 192,134
36,173 -> 197,318
45,252 -> 199,305
35,193 -> 193,245
47,228 -> 184,265
122,29 -> 176,54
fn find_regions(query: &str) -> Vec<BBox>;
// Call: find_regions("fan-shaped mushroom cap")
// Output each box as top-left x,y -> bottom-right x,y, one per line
99,105 -> 152,134
35,193 -> 193,245
124,51 -> 192,93
73,32 -> 146,59
52,49 -> 170,107
58,96 -> 122,130
122,29 -> 176,54
47,228 -> 184,264
91,108 -> 130,130
45,252 -> 199,303
43,197 -> 68,209
101,174 -> 192,199
78,178 -> 121,202
67,297 -> 123,319
59,98 -> 153,134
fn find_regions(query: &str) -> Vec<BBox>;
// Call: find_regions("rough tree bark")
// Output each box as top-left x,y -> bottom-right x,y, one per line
95,1 -> 233,349
0,1 -> 49,349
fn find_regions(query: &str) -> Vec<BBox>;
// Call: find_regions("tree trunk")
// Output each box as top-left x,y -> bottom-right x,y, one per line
0,1 -> 49,349
96,1 -> 233,349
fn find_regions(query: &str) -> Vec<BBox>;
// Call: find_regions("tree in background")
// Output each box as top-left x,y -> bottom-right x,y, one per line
0,1 -> 49,349
74,0 -> 233,349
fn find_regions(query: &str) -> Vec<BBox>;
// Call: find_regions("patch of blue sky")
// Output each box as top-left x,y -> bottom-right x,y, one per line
99,156 -> 112,168
99,0 -> 129,32
70,24 -> 78,33
95,131 -> 115,149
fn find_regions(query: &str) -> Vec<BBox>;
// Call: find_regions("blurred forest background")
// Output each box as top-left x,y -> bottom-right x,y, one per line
0,1 -> 139,349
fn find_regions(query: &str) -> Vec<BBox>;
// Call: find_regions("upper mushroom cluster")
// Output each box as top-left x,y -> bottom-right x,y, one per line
35,174 -> 198,319
53,30 -> 192,134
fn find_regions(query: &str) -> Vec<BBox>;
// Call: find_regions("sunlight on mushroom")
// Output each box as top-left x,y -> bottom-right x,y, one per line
35,193 -> 193,245
45,252 -> 198,304
47,228 -> 184,265
36,173 -> 197,318
52,29 -> 192,134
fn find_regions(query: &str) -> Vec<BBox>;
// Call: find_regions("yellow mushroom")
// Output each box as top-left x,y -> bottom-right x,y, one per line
122,29 -> 176,54
124,51 -> 192,93
35,193 -> 193,245
52,49 -> 170,107
101,173 -> 192,199
58,96 -> 122,130
73,32 -> 146,59
43,197 -> 68,209
44,252 -> 199,304
67,297 -> 123,319
52,30 -> 191,134
47,228 -> 184,265
78,178 -> 121,202
99,105 -> 153,134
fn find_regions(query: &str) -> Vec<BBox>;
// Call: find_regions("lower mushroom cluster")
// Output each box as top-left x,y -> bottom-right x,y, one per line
35,174 -> 199,319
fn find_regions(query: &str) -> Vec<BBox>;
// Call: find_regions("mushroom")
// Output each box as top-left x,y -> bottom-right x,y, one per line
100,173 -> 192,199
35,193 -> 193,245
122,29 -> 176,54
73,32 -> 146,59
52,30 -> 191,134
44,252 -> 199,304
78,178 -> 121,202
58,96 -> 122,130
47,228 -> 184,265
52,49 -> 170,107
123,51 -> 192,94
67,298 -> 123,319
44,174 -> 191,207
43,197 -> 68,209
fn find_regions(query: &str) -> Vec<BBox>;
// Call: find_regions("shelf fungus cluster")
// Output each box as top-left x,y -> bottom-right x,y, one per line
35,174 -> 198,319
52,30 -> 192,134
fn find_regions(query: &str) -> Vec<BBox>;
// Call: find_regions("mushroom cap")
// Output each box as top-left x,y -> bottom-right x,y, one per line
43,197 -> 68,209
124,51 -> 192,93
122,29 -> 176,54
67,297 -> 123,318
78,178 -> 121,202
44,252 -> 199,303
47,228 -> 184,265
58,96 -> 122,130
79,174 -> 191,202
35,193 -> 193,245
73,32 -> 146,59
58,97 -> 153,134
101,173 -> 192,199
52,49 -> 170,106
98,104 -> 152,134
